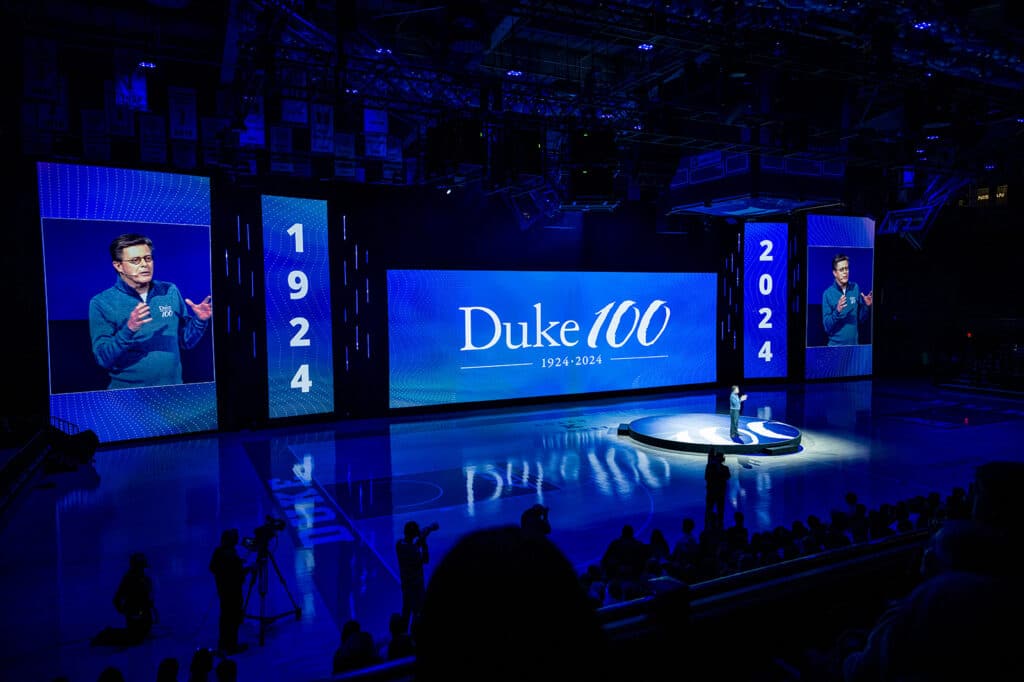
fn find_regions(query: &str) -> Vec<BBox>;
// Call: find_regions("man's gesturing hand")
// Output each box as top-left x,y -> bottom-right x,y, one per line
128,302 -> 152,332
186,295 -> 213,321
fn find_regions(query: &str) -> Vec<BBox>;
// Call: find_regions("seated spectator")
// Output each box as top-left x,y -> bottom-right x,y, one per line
670,517 -> 699,566
214,659 -> 237,682
973,460 -> 1024,538
187,648 -> 214,682
600,524 -> 649,581
893,501 -> 914,532
520,503 -> 551,539
842,571 -> 1024,682
802,515 -> 825,553
414,525 -> 611,681
648,527 -> 671,564
156,657 -> 179,682
867,509 -> 894,540
848,503 -> 869,542
579,564 -> 606,608
725,511 -> 749,553
778,532 -> 800,561
843,491 -> 859,518
920,519 -> 1007,579
385,612 -> 415,661
824,511 -> 852,549
97,668 -> 125,682
945,486 -> 971,521
604,575 -> 626,606
790,519 -> 810,545
333,619 -> 381,674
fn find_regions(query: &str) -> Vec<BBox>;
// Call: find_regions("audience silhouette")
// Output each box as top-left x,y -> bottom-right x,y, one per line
842,570 -> 1023,681
414,525 -> 612,681
156,657 -> 179,681
385,612 -> 415,661
96,667 -> 126,682
520,503 -> 552,539
213,658 -> 237,682
56,457 -> 1022,682
187,648 -> 214,681
333,619 -> 381,674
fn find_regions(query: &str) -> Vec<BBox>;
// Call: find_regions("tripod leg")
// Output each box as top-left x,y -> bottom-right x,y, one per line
243,569 -> 257,614
267,552 -> 302,617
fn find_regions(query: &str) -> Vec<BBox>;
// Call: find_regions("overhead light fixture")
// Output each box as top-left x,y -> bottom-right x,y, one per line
506,69 -> 523,77
638,43 -> 654,51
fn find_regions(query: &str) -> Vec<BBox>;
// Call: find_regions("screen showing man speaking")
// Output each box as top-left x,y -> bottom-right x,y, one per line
804,214 -> 875,379
39,162 -> 216,442
387,270 -> 717,408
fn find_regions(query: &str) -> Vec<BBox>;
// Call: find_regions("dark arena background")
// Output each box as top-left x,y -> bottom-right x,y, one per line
2,3 -> 1023,681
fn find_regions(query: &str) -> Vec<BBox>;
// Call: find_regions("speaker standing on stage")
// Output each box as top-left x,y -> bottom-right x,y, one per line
210,529 -> 249,655
729,385 -> 747,440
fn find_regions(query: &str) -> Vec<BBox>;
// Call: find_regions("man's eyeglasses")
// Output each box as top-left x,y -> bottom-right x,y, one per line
835,266 -> 849,272
121,255 -> 154,266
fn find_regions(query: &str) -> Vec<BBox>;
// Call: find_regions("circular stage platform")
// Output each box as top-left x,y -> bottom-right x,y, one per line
619,413 -> 802,455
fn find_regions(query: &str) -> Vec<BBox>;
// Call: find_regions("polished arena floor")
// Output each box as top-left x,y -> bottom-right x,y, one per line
2,378 -> 1022,682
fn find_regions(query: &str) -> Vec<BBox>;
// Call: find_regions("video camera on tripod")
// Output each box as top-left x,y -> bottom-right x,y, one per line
241,516 -> 286,554
240,515 -> 300,646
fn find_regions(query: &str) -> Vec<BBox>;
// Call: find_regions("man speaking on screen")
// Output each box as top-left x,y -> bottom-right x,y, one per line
89,233 -> 212,389
822,253 -> 872,346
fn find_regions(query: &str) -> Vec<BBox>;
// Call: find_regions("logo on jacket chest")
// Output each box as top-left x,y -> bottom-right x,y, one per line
159,305 -> 174,318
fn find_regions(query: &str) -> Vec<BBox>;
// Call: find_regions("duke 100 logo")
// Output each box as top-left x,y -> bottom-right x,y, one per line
459,300 -> 671,351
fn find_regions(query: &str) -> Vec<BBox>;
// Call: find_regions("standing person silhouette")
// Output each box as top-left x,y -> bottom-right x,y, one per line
705,449 -> 731,531
396,520 -> 435,635
209,529 -> 249,656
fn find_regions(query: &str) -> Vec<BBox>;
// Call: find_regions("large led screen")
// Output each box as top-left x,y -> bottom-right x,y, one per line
744,222 -> 788,379
262,195 -> 335,418
39,163 -> 216,442
805,215 -> 874,379
387,270 -> 717,408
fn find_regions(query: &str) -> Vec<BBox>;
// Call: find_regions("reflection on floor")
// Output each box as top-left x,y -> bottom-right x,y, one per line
2,379 -> 1023,682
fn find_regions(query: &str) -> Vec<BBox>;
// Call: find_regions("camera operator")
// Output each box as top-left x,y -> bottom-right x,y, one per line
396,521 -> 437,635
209,529 -> 249,656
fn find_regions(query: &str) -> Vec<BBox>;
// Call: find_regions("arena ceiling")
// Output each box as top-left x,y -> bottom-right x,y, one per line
11,1 -> 1024,190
